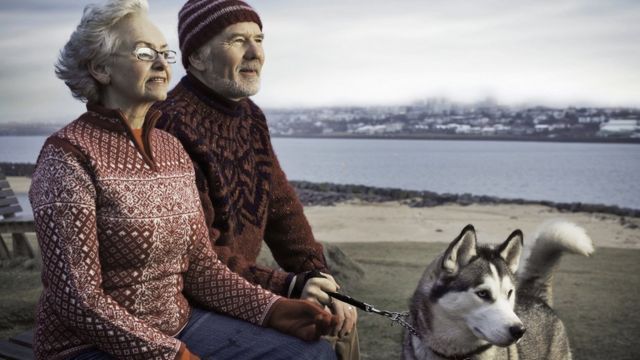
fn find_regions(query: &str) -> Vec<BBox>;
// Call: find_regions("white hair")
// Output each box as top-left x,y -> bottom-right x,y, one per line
55,0 -> 149,104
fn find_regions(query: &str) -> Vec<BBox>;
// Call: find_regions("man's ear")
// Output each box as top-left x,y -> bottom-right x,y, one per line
188,50 -> 207,72
88,61 -> 110,85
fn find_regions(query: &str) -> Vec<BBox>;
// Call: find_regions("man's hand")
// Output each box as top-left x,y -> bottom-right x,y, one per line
265,298 -> 337,341
301,272 -> 358,338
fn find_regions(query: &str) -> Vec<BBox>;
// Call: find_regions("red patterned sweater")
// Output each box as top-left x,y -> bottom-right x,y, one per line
29,105 -> 279,360
153,74 -> 328,296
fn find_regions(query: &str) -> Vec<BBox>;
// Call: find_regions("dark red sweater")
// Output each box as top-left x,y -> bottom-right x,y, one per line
29,105 -> 279,359
154,74 -> 329,295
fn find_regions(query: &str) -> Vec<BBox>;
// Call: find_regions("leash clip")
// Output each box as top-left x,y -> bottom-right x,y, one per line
327,291 -> 422,339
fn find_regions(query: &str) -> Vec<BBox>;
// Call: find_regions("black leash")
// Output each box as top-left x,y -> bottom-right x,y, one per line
328,291 -> 495,359
327,291 -> 421,339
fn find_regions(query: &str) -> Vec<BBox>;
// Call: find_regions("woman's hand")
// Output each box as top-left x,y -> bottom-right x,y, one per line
265,298 -> 337,341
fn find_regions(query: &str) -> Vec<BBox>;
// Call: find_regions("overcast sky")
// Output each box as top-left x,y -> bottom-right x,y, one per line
1,0 -> 639,124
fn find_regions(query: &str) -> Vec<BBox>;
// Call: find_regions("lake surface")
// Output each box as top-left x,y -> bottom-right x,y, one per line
1,136 -> 639,209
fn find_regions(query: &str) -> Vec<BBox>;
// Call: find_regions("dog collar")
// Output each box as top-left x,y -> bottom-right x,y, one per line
429,343 -> 493,360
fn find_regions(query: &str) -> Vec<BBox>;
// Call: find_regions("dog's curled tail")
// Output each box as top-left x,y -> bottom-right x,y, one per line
517,220 -> 594,306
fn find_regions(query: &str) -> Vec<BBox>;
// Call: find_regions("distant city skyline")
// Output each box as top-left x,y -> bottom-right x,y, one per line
1,0 -> 639,124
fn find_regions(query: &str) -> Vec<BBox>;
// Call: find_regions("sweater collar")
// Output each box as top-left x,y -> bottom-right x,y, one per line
84,103 -> 161,169
85,103 -> 161,133
181,72 -> 246,117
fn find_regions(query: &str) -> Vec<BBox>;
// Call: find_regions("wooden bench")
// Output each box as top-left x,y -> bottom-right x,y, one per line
0,330 -> 34,360
0,171 -> 35,259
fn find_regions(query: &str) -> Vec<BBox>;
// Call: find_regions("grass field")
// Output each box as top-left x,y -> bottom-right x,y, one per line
2,242 -> 639,360
336,242 -> 640,360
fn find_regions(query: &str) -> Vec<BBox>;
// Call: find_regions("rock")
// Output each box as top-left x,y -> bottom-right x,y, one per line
323,243 -> 365,290
290,181 -> 640,218
256,243 -> 365,292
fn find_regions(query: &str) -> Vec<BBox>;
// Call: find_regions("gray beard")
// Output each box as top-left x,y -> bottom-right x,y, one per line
211,76 -> 261,100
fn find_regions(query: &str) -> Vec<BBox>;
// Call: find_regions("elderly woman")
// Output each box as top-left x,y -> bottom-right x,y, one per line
29,1 -> 337,359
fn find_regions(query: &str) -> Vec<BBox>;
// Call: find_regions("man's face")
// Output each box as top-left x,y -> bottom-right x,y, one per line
196,21 -> 264,100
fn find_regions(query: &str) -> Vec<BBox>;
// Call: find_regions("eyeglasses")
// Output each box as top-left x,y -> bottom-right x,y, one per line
131,47 -> 177,64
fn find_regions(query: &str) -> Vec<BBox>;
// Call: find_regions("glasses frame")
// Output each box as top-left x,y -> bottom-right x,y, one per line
130,47 -> 177,64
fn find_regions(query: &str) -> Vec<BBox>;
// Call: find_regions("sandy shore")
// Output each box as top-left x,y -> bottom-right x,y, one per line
305,201 -> 640,249
6,176 -> 30,193
8,176 -> 639,249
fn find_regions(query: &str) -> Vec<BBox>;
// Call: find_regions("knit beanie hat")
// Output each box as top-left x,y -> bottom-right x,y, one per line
178,0 -> 262,68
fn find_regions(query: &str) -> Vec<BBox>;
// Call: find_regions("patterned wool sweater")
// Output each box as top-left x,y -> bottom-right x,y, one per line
153,74 -> 328,296
29,105 -> 279,360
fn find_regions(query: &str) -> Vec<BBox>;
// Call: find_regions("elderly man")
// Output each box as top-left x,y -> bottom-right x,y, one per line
154,1 -> 359,358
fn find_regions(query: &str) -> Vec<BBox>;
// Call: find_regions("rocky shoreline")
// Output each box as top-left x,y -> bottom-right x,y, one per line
3,162 -> 637,219
293,181 -> 640,219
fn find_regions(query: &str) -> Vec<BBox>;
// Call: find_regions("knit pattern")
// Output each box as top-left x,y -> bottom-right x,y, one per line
29,109 -> 279,360
154,75 -> 329,296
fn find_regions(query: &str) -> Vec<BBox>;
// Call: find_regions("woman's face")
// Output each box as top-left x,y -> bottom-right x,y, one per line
105,14 -> 172,108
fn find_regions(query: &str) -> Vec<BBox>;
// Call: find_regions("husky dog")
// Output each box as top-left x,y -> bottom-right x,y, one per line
403,221 -> 594,360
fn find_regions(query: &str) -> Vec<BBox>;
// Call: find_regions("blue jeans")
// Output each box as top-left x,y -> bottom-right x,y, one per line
71,308 -> 336,360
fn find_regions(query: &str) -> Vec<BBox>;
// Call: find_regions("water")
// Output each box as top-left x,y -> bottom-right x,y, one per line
1,136 -> 47,214
1,136 -> 639,210
0,136 -> 46,163
271,138 -> 640,210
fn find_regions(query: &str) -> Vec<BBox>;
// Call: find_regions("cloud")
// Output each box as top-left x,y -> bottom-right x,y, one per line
252,0 -> 640,107
0,0 -> 639,123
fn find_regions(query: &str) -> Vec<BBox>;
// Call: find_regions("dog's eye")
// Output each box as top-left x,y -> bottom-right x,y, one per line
475,290 -> 490,299
508,289 -> 514,298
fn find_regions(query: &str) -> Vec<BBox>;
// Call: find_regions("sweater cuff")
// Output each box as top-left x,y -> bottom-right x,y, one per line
259,295 -> 283,326
284,273 -> 296,297
266,268 -> 294,296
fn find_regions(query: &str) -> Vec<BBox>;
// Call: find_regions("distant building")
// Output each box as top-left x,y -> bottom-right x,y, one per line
454,124 -> 472,134
354,124 -> 390,135
535,124 -> 550,132
578,116 -> 605,124
598,119 -> 639,136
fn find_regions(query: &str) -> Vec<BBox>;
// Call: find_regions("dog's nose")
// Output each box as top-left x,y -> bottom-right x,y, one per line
509,325 -> 526,340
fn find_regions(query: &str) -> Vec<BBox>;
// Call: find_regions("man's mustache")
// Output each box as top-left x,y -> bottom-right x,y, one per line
239,62 -> 261,72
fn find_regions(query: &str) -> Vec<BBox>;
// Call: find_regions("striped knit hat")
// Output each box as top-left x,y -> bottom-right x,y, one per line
178,0 -> 262,68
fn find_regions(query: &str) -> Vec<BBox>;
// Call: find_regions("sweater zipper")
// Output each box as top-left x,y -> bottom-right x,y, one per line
123,126 -> 157,171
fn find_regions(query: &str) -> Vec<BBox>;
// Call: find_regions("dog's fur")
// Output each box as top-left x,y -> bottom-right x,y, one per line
403,220 -> 594,360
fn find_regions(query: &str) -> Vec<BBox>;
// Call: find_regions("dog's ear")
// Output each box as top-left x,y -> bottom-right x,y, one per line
498,229 -> 523,273
442,224 -> 477,274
